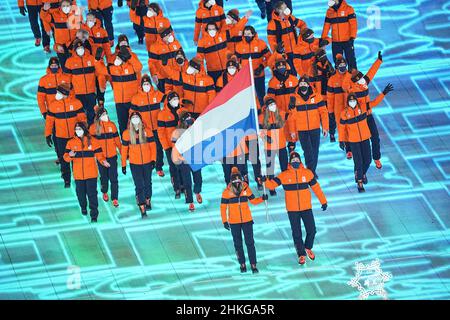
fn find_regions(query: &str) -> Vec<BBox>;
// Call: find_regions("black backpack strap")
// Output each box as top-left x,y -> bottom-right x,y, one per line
288,16 -> 298,44
274,19 -> 283,45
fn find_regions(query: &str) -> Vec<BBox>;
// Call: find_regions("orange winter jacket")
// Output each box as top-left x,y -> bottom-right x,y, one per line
148,38 -> 183,79
224,17 -> 248,53
65,53 -> 105,95
342,58 -> 382,115
130,88 -> 165,131
259,109 -> 288,151
194,1 -> 226,42
338,106 -> 371,143
142,11 -> 172,52
265,165 -> 327,213
235,34 -> 271,78
321,0 -> 357,43
180,70 -> 216,117
45,97 -> 86,138
81,22 -> 112,60
37,68 -> 71,116
63,136 -> 105,180
197,31 -> 230,72
88,0 -> 112,10
95,55 -> 143,104
157,102 -> 179,151
292,38 -> 320,76
41,6 -> 79,51
89,121 -> 121,158
220,182 -> 263,224
163,63 -> 188,97
291,90 -> 329,132
327,71 -> 348,118
121,128 -> 156,166
18,0 -> 42,6
267,12 -> 307,54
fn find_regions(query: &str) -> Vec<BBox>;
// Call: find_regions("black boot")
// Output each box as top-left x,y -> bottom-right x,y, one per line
363,174 -> 368,185
329,134 -> 336,142
357,181 -> 365,193
269,189 -> 277,196
175,190 -> 181,199
240,264 -> 247,273
139,204 -> 147,218
145,198 -> 152,210
251,264 -> 259,274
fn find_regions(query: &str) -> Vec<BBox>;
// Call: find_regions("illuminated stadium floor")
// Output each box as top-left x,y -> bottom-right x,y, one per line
0,0 -> 449,299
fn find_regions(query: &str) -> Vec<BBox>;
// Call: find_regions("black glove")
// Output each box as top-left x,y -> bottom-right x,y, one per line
254,64 -> 264,77
288,96 -> 296,110
321,203 -> 328,211
42,112 -> 47,119
383,83 -> 394,95
287,141 -> 296,150
95,47 -> 104,61
318,38 -> 329,47
260,176 -> 267,182
262,194 -> 269,201
118,0 -> 123,7
265,135 -> 272,144
223,222 -> 230,230
122,166 -> 126,175
46,135 -> 53,147
276,41 -> 285,54
339,142 -> 345,151
378,51 -> 382,61
349,37 -> 355,42
161,55 -> 168,66
19,6 -> 27,16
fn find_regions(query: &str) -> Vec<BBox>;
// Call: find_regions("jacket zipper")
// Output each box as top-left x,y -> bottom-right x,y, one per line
63,99 -> 70,138
81,56 -> 88,94
294,170 -> 301,211
146,92 -> 155,131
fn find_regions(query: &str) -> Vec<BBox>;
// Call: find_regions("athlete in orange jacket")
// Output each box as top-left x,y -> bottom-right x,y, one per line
163,49 -> 188,97
292,28 -> 330,77
266,57 -> 298,146
66,39 -> 106,124
223,9 -> 251,54
64,122 -> 109,221
197,22 -> 230,84
265,151 -> 327,264
220,167 -> 267,273
89,106 -> 121,206
148,27 -> 183,93
126,0 -> 149,44
194,0 -> 226,44
41,0 -> 80,71
18,0 -> 51,50
142,3 -> 172,53
342,52 -> 384,168
157,91 -> 182,198
267,1 -> 307,72
179,57 -> 216,118
235,26 -> 271,105
130,74 -> 165,175
45,83 -> 86,187
95,44 -> 143,134
215,54 -> 239,92
82,11 -> 112,60
322,0 -> 357,70
289,76 -> 329,177
259,97 -> 289,196
87,0 -> 115,44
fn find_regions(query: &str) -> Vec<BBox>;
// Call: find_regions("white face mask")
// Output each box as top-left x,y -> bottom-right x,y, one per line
227,67 -> 236,75
100,114 -> 109,122
75,128 -> 84,137
268,103 -> 277,113
349,100 -> 357,109
167,35 -> 175,43
225,17 -> 232,25
87,20 -> 95,28
131,117 -> 141,126
186,66 -> 196,75
208,0 -> 216,6
55,92 -> 64,100
119,41 -> 128,47
142,83 -> 151,93
147,10 -> 156,18
283,7 -> 291,16
61,5 -> 71,14
114,57 -> 122,66
357,78 -> 367,86
328,0 -> 336,6
76,47 -> 85,56
208,30 -> 217,37
170,99 -> 180,107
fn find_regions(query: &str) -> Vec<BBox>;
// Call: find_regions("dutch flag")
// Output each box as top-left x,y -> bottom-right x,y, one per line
173,62 -> 259,171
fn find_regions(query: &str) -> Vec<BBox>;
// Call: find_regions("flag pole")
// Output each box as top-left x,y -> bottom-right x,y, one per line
248,57 -> 269,223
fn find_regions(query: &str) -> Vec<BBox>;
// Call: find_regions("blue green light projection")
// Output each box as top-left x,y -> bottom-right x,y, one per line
0,0 -> 449,299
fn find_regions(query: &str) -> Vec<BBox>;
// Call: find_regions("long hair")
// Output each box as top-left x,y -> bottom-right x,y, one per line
129,113 -> 146,145
75,122 -> 91,149
262,106 -> 284,129
94,113 -> 104,136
